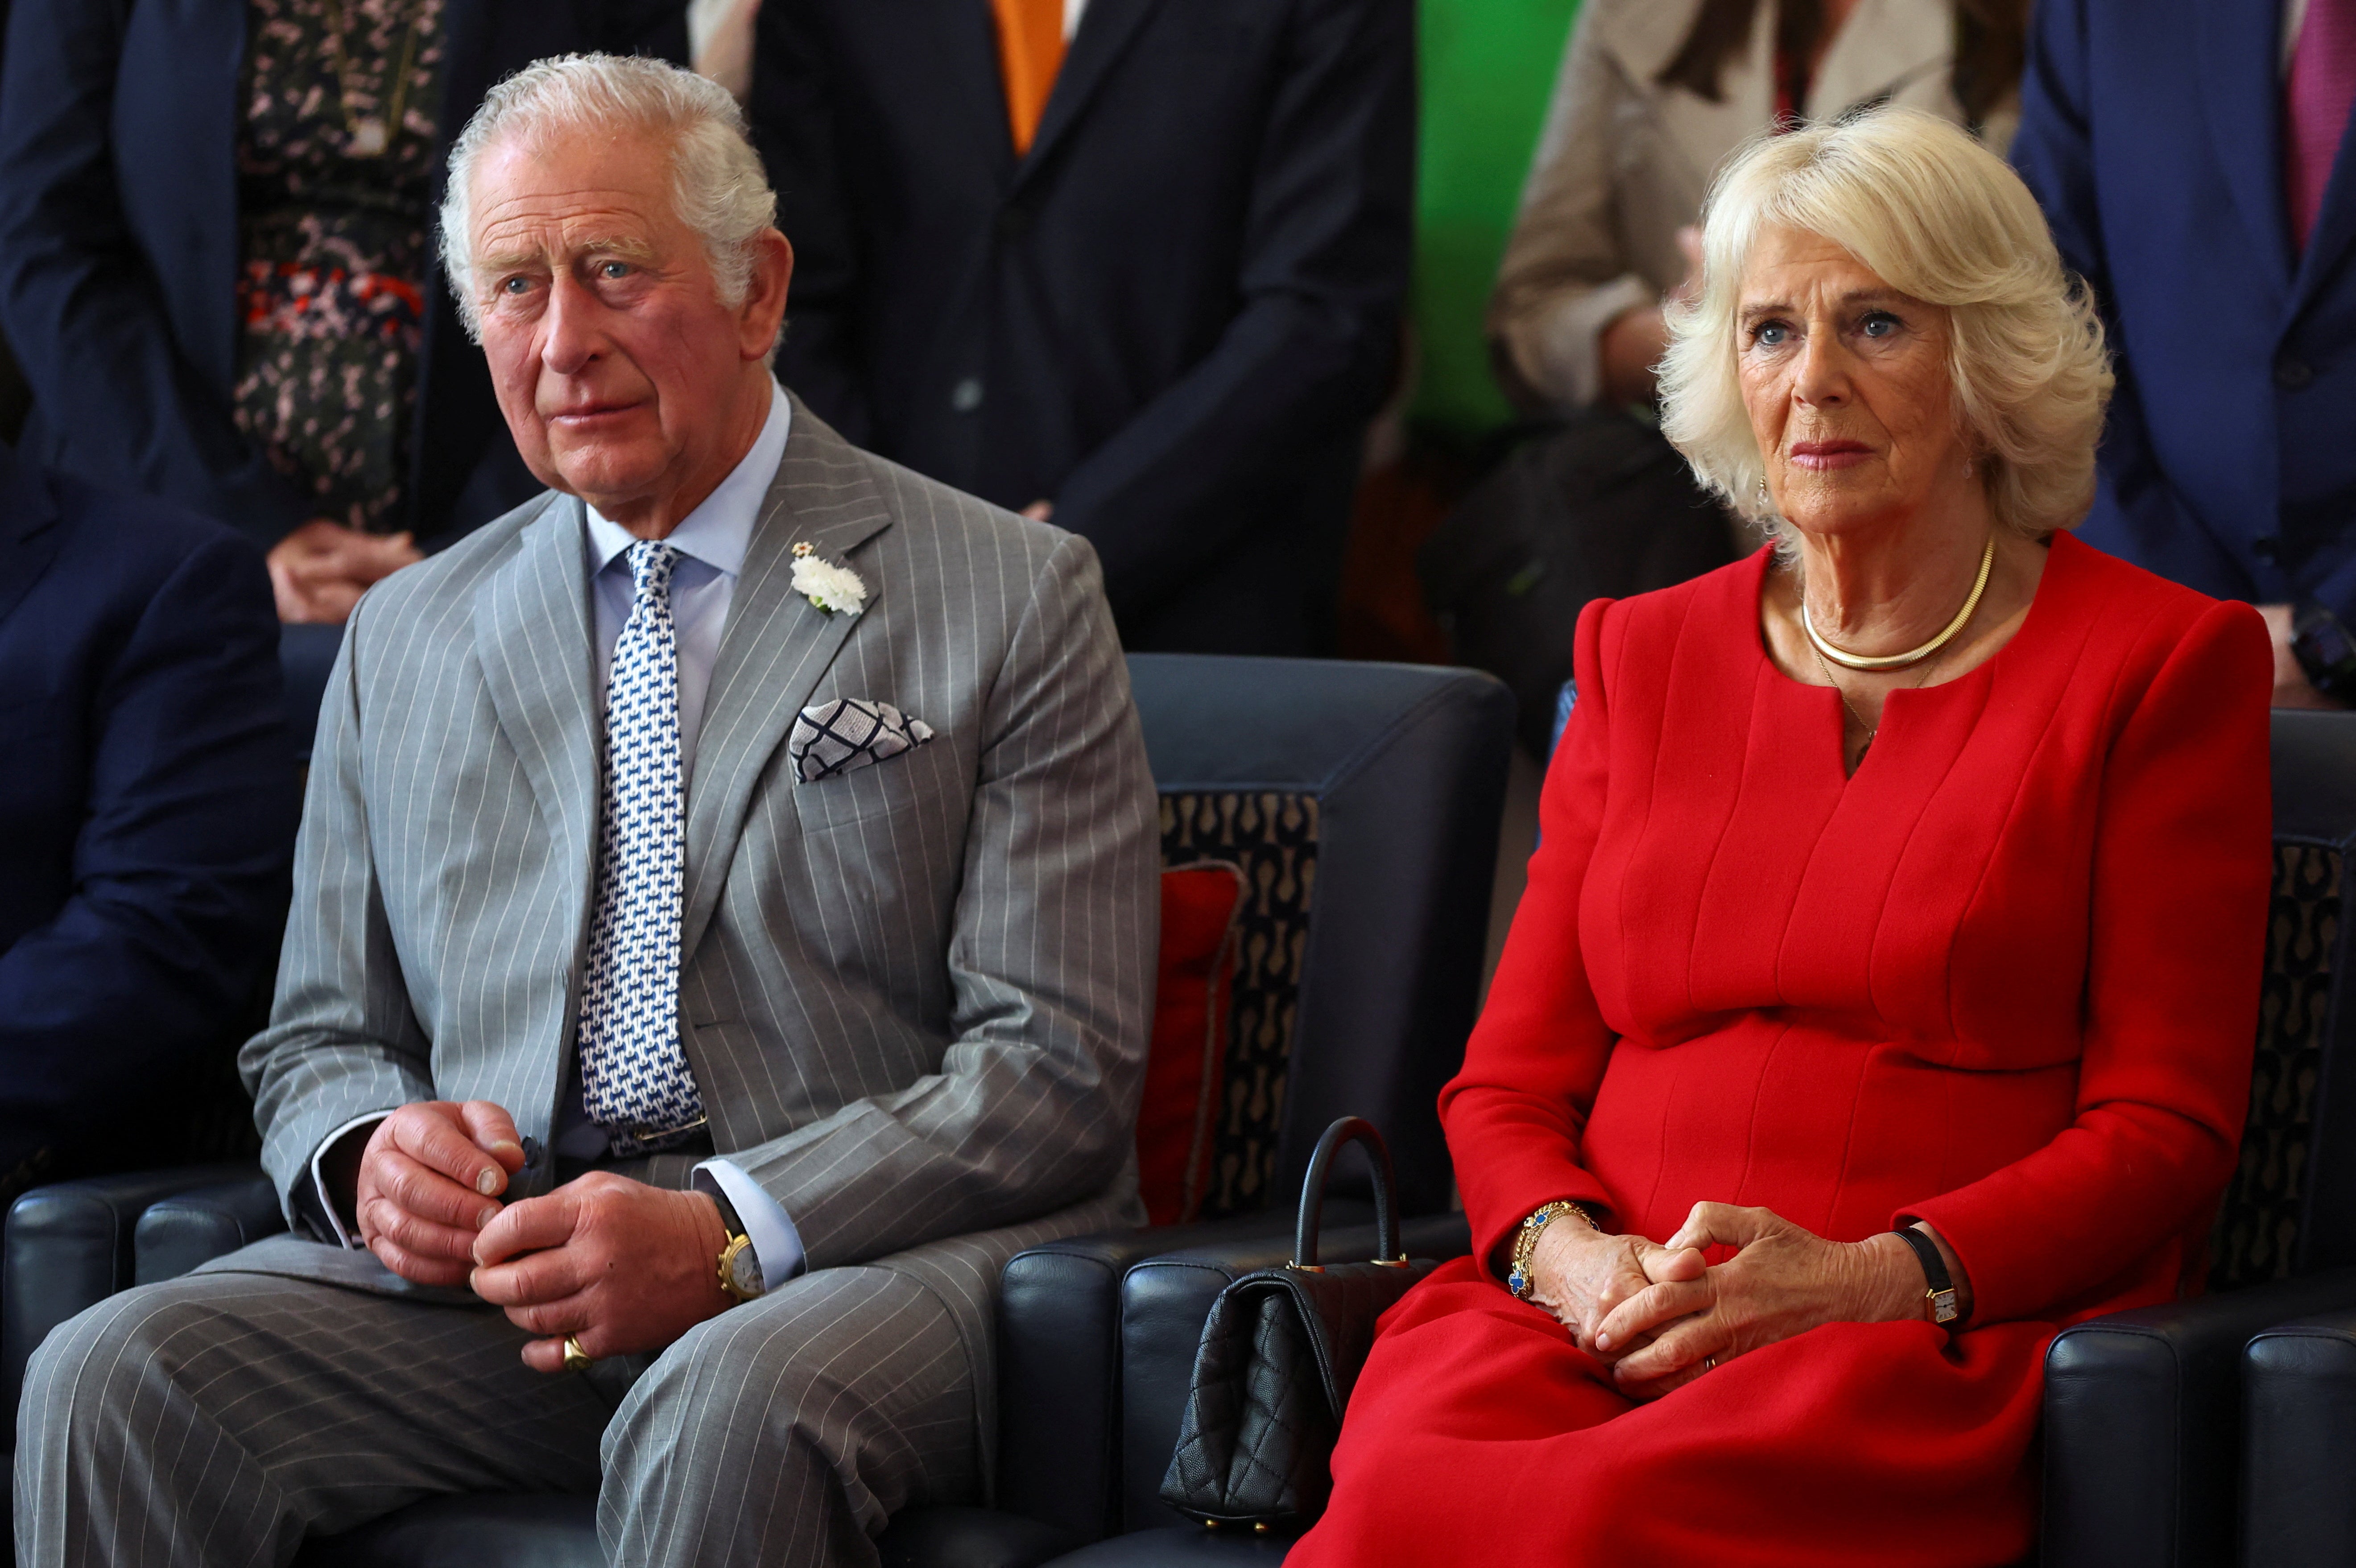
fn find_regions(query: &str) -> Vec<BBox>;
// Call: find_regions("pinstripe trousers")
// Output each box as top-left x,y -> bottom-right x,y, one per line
14,1257 -> 976,1567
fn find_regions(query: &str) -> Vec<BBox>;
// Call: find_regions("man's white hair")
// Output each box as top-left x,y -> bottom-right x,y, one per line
1657,107 -> 2113,547
438,53 -> 777,339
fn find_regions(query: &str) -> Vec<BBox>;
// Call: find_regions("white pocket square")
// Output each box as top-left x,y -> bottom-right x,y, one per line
789,698 -> 934,784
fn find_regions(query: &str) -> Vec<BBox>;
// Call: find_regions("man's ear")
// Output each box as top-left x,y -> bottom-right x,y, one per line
740,229 -> 794,363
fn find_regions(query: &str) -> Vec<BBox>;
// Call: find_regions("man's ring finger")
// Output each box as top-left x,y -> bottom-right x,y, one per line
562,1336 -> 593,1374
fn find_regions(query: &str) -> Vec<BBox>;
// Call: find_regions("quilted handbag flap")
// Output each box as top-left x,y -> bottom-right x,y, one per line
1158,1255 -> 1438,1527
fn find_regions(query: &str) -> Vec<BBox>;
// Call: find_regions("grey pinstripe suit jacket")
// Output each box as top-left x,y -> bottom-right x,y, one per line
232,396 -> 1157,1452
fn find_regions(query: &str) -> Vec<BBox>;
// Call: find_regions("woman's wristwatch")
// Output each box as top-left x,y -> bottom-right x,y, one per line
1890,1225 -> 1960,1325
1506,1199 -> 1600,1300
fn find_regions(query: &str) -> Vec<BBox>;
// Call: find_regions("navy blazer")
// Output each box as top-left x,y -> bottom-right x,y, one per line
0,444 -> 295,1174
0,0 -> 686,556
2013,0 -> 2356,620
752,0 -> 1413,655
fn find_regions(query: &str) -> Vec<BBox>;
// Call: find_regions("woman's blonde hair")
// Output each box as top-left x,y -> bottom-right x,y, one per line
1657,107 -> 2112,544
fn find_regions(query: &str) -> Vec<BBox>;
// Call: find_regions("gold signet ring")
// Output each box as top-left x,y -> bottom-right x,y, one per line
562,1336 -> 593,1373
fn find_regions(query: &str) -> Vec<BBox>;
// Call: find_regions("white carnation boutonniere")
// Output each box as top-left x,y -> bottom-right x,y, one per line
790,541 -> 867,616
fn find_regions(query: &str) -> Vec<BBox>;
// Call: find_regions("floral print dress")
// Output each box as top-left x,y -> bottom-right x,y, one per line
232,0 -> 446,534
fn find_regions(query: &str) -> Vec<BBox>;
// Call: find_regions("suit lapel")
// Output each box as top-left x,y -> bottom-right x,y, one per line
0,448 -> 62,635
1012,0 -> 1167,190
679,399 -> 894,964
472,495 -> 602,939
2199,0 -> 2297,299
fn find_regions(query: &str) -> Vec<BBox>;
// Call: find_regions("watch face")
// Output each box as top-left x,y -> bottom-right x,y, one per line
728,1244 -> 765,1297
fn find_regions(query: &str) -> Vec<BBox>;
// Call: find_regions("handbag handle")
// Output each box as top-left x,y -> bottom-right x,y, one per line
1289,1117 -> 1409,1270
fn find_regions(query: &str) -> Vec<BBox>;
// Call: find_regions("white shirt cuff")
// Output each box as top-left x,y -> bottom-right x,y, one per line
1531,272 -> 1656,410
693,1158 -> 806,1291
309,1111 -> 393,1249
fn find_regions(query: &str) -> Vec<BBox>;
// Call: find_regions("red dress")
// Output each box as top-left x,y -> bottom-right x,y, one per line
1290,536 -> 2272,1567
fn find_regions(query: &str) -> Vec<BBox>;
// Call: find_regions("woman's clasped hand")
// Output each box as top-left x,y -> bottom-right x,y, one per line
1526,1204 -> 1959,1399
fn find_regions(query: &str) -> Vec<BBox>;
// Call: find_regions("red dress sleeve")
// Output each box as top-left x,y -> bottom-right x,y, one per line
1439,597 -> 1626,1271
1902,597 -> 2273,1324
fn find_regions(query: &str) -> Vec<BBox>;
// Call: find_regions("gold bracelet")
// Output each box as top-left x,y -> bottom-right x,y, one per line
1506,1199 -> 1598,1300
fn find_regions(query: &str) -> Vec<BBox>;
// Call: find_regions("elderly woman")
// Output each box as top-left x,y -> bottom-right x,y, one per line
1291,108 -> 2269,1565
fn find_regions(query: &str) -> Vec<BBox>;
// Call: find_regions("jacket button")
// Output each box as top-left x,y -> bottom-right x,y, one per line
2276,355 -> 2316,390
951,377 -> 984,412
2255,535 -> 2282,562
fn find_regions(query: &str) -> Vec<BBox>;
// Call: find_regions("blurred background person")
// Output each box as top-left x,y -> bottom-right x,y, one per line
0,0 -> 29,452
1335,0 -> 1581,668
751,0 -> 1414,655
1495,0 -> 2025,421
2012,0 -> 2356,708
0,0 -> 687,624
0,439 -> 295,1214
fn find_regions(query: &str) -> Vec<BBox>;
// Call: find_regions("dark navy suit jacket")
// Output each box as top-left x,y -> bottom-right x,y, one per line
0,443 -> 295,1174
0,0 -> 686,555
2013,0 -> 2356,620
752,0 -> 1413,654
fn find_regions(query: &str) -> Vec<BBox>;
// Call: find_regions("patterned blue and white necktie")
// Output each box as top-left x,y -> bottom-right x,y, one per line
578,539 -> 707,1156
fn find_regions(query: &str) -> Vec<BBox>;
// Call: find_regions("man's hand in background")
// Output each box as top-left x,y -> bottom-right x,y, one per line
268,519 -> 422,623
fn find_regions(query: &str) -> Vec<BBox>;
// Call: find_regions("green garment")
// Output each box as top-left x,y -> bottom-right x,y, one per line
1407,0 -> 1582,441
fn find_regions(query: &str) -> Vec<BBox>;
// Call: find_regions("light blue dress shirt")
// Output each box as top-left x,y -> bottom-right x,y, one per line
314,381 -> 806,1292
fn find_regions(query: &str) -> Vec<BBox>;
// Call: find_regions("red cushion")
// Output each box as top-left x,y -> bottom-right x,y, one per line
1137,864 -> 1248,1226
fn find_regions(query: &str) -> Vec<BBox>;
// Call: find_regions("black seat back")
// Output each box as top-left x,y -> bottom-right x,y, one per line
1128,654 -> 1515,1219
2210,709 -> 2356,1287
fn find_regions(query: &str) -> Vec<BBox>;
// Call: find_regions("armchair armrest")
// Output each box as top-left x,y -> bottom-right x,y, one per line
1116,1212 -> 1471,1533
3,1163 -> 270,1418
2243,1297 -> 2356,1567
2042,1269 -> 2356,1568
136,1171 -> 285,1285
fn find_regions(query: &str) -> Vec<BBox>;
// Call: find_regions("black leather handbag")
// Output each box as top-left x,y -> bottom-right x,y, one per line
1158,1117 -> 1442,1531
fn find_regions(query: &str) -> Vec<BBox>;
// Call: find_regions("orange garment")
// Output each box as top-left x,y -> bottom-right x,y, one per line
990,0 -> 1066,154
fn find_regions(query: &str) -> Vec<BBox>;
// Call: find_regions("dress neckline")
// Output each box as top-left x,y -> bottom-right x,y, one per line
1746,531 -> 2076,779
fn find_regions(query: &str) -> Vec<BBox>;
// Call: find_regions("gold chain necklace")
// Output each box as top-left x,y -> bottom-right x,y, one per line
1802,534 -> 1996,671
320,0 -> 425,159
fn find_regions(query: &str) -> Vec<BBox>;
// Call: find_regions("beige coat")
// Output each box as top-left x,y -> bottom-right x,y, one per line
1492,0 -> 2013,412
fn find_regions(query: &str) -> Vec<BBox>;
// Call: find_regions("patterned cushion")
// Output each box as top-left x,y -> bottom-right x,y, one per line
1160,792 -> 1321,1219
2210,841 -> 2339,1289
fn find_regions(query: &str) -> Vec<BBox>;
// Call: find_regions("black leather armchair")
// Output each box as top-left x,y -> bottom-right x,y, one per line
4,654 -> 1514,1568
2241,1306 -> 2356,1567
2041,709 -> 2356,1568
885,655 -> 1512,1566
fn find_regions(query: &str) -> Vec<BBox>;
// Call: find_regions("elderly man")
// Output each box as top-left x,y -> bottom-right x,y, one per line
14,54 -> 1156,1568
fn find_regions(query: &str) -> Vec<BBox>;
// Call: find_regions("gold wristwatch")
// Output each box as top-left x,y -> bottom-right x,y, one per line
710,1191 -> 765,1304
